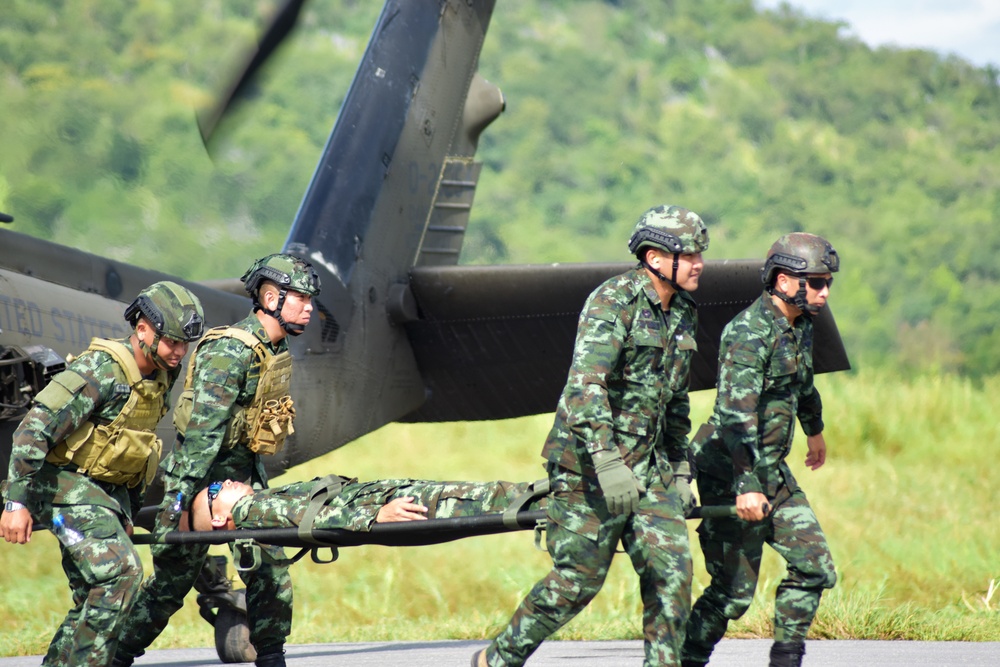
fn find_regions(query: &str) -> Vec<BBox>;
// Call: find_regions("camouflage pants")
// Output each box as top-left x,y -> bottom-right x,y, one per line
486,460 -> 691,667
41,504 -> 143,667
115,517 -> 293,659
682,477 -> 836,664
347,479 -> 534,521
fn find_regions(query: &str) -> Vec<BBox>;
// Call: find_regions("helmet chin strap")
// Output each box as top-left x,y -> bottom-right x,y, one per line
256,288 -> 306,336
137,331 -> 171,371
641,252 -> 684,292
768,276 -> 821,317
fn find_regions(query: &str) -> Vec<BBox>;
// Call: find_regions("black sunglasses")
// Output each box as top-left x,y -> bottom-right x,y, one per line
805,276 -> 834,290
206,481 -> 223,516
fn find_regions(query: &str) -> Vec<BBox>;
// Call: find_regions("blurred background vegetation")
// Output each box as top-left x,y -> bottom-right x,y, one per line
3,0 -> 999,376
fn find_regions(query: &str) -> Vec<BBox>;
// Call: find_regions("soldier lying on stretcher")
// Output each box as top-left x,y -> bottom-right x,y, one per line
180,476 -> 546,533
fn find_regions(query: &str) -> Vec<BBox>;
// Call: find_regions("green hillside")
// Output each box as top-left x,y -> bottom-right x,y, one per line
2,0 -> 999,373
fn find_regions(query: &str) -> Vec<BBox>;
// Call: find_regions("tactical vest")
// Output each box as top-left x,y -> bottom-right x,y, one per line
43,339 -> 168,488
174,326 -> 295,455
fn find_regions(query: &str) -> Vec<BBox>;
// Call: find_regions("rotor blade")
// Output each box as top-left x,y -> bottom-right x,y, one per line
197,0 -> 306,145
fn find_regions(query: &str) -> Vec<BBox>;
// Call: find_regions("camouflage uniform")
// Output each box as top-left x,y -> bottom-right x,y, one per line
3,339 -> 173,667
484,266 -> 698,667
681,292 -> 837,666
116,313 -> 293,660
230,477 -> 535,530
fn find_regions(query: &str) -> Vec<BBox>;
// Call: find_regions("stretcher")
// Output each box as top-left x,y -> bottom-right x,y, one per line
127,504 -> 741,549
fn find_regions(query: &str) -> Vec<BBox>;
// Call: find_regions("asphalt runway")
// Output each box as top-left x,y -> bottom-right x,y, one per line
0,640 -> 997,666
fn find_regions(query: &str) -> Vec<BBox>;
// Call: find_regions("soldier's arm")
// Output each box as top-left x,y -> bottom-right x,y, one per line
662,391 -> 692,463
660,301 -> 698,470
4,357 -> 110,504
798,363 -> 825,470
796,372 -> 824,437
560,302 -> 625,456
166,341 -> 246,502
713,332 -> 767,495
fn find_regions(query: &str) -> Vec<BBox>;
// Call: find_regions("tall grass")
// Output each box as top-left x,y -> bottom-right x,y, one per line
0,369 -> 998,655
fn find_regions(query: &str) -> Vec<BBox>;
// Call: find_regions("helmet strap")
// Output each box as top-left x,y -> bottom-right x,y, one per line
640,252 -> 684,292
254,288 -> 306,337
137,329 -> 171,371
767,276 -> 817,317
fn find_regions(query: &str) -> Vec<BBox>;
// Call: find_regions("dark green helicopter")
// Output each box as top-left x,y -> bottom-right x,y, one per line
0,0 -> 850,662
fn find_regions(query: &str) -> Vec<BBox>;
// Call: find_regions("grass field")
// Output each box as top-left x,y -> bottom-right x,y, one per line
0,369 -> 998,656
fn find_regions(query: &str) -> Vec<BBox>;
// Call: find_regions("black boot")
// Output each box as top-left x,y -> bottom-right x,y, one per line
681,660 -> 707,667
254,648 -> 286,667
110,648 -> 143,667
769,640 -> 806,667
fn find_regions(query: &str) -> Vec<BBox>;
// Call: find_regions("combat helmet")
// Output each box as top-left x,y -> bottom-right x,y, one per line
241,253 -> 321,336
761,232 -> 839,315
627,204 -> 709,291
124,281 -> 205,369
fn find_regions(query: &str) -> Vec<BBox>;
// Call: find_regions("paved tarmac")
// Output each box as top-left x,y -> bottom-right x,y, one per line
0,640 -> 998,666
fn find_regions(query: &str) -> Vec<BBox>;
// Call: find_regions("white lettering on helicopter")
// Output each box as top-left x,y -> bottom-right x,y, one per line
0,295 -> 127,347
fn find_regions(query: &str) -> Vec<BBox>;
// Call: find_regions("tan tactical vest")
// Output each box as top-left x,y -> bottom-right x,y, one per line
173,326 -> 295,455
44,339 -> 168,488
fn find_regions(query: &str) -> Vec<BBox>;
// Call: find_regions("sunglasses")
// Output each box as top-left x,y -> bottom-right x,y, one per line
805,276 -> 834,290
206,481 -> 223,517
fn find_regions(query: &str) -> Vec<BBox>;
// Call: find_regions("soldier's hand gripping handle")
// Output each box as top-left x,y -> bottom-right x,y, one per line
593,449 -> 645,516
735,491 -> 770,522
0,506 -> 33,544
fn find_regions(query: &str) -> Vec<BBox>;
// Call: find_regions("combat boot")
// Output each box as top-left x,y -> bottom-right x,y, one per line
681,660 -> 707,667
254,647 -> 286,667
769,640 -> 806,667
471,647 -> 488,666
111,647 -> 143,667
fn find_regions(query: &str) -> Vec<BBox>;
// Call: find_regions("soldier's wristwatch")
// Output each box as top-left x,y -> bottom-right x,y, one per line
4,501 -> 24,512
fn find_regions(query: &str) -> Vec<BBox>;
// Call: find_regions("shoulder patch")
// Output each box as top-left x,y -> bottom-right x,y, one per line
34,370 -> 89,412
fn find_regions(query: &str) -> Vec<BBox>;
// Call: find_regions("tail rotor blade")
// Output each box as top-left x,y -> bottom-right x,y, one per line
197,0 -> 307,146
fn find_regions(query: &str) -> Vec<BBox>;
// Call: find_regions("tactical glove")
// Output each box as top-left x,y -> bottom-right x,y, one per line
592,449 -> 645,516
672,461 -> 697,518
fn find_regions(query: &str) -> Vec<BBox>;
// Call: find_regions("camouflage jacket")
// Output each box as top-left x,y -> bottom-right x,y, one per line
161,312 -> 286,504
231,477 -> 524,533
541,267 -> 698,476
694,292 -> 824,497
4,339 -> 175,518
229,478 -> 359,531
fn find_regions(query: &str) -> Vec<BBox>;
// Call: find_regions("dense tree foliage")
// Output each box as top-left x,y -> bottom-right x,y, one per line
2,0 -> 998,375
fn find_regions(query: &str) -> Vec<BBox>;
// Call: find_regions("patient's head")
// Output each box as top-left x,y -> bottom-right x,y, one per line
184,479 -> 255,531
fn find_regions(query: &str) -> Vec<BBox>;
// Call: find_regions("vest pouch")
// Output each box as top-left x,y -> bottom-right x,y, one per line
223,406 -> 249,449
245,396 -> 295,455
86,425 -> 163,488
45,420 -> 97,467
